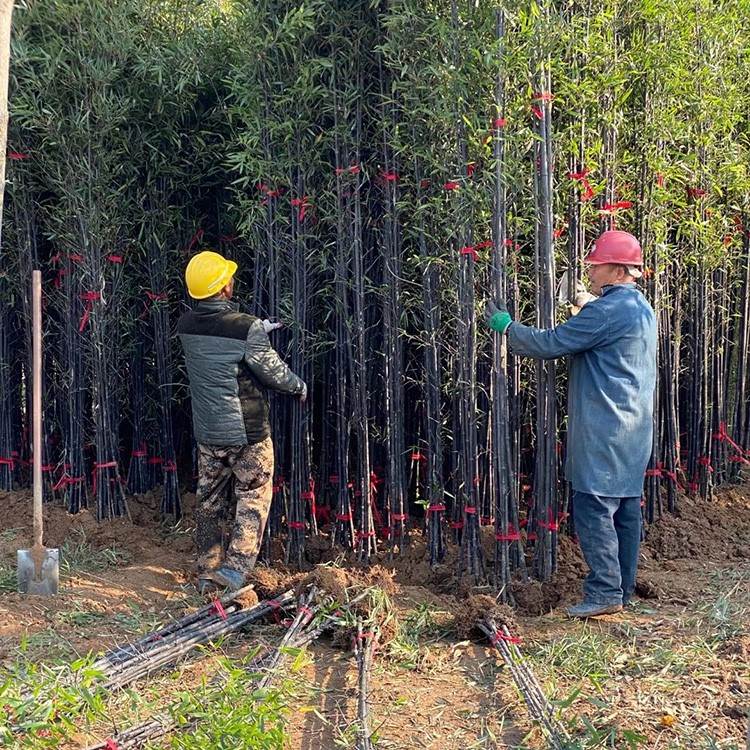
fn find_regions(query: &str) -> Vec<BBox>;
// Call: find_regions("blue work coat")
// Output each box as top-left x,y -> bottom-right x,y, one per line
507,283 -> 657,497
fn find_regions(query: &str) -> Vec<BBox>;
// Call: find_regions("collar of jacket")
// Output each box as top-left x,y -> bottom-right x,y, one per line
195,298 -> 239,313
601,282 -> 638,296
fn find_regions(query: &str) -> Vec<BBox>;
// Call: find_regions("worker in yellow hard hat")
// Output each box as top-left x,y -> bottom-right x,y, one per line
178,249 -> 306,593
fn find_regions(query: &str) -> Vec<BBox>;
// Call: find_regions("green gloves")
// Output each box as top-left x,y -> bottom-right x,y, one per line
485,299 -> 512,334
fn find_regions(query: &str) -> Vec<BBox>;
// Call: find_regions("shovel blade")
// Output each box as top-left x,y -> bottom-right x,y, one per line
17,548 -> 59,596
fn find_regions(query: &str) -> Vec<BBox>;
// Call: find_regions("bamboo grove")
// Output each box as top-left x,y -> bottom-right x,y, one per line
1,0 -> 749,594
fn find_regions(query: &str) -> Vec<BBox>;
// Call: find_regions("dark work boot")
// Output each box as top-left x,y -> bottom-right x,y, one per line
197,577 -> 219,595
209,565 -> 245,591
566,601 -> 623,618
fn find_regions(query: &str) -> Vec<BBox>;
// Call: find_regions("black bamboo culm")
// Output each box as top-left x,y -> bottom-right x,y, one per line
147,236 -> 179,520
479,618 -> 571,750
85,588 -> 318,750
126,325 -> 150,496
11,589 -> 297,740
379,77 -> 407,554
351,84 -> 376,563
490,8 -> 523,599
353,619 -> 377,750
415,152 -> 446,566
450,0 -> 484,585
530,34 -> 558,581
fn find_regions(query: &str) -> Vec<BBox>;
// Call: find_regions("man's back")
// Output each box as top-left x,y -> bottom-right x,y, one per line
566,284 -> 657,496
177,298 -> 303,446
506,282 -> 657,497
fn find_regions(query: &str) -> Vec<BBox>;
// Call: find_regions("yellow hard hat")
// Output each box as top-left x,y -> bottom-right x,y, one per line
185,250 -> 238,300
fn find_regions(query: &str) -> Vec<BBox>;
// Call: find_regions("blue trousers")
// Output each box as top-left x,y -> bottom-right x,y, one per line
572,491 -> 641,606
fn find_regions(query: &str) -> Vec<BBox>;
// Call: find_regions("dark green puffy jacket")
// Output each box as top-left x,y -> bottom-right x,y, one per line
177,299 -> 304,445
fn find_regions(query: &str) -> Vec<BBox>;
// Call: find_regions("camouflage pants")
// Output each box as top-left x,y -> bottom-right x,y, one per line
195,437 -> 274,577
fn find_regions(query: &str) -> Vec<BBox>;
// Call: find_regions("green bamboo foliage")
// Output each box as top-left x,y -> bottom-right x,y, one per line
2,0 -> 749,585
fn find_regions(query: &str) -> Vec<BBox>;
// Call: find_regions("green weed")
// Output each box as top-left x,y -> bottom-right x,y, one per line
388,603 -> 448,670
59,530 -> 131,575
0,565 -> 15,593
530,631 -> 619,688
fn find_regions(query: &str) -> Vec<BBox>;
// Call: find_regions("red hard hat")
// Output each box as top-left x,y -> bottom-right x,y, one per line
585,230 -> 643,267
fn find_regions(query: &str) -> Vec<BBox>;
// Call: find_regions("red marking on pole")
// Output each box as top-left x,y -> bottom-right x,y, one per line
391,513 -> 408,522
410,451 -> 427,462
495,523 -> 521,542
712,421 -> 748,457
599,201 -> 633,213
493,117 -> 507,129
78,291 -> 101,332
656,173 -> 665,188
8,151 -> 29,160
211,598 -> 228,620
491,630 -> 522,646
460,245 -> 478,261
449,520 -> 464,529
52,475 -> 84,492
107,254 -> 123,263
356,530 -> 375,539
380,171 -> 399,182
336,164 -> 361,176
531,105 -> 544,120
185,228 -> 204,254
288,521 -> 305,530
697,456 -> 714,473
474,240 -> 493,250
0,457 -> 15,470
687,187 -> 706,199
467,162 -> 476,177
105,740 -> 120,750
443,181 -> 460,191
464,506 -> 477,515
131,449 -> 147,457
291,196 -> 310,222
427,504 -> 446,513
336,512 -> 352,522
531,92 -> 554,102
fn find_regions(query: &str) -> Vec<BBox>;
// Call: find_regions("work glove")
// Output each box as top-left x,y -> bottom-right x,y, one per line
262,318 -> 283,334
485,299 -> 512,335
299,382 -> 308,403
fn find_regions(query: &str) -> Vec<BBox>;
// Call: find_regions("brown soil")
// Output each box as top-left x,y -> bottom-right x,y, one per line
643,486 -> 750,562
453,594 -> 516,639
1,482 -> 749,749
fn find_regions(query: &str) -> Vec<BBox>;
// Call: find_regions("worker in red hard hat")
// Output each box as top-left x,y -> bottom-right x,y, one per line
486,230 -> 657,618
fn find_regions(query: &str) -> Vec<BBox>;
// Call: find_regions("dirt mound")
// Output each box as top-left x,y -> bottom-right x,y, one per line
0,490 -> 195,565
509,535 -> 587,615
644,487 -> 750,562
247,565 -> 303,599
453,594 -> 516,639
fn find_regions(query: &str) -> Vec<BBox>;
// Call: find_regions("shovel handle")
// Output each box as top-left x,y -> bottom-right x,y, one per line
32,270 -> 43,549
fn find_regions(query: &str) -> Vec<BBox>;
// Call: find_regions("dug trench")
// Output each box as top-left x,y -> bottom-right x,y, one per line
0,484 -> 748,748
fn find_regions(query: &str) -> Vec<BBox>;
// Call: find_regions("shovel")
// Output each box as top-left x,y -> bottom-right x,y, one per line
17,270 -> 59,596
